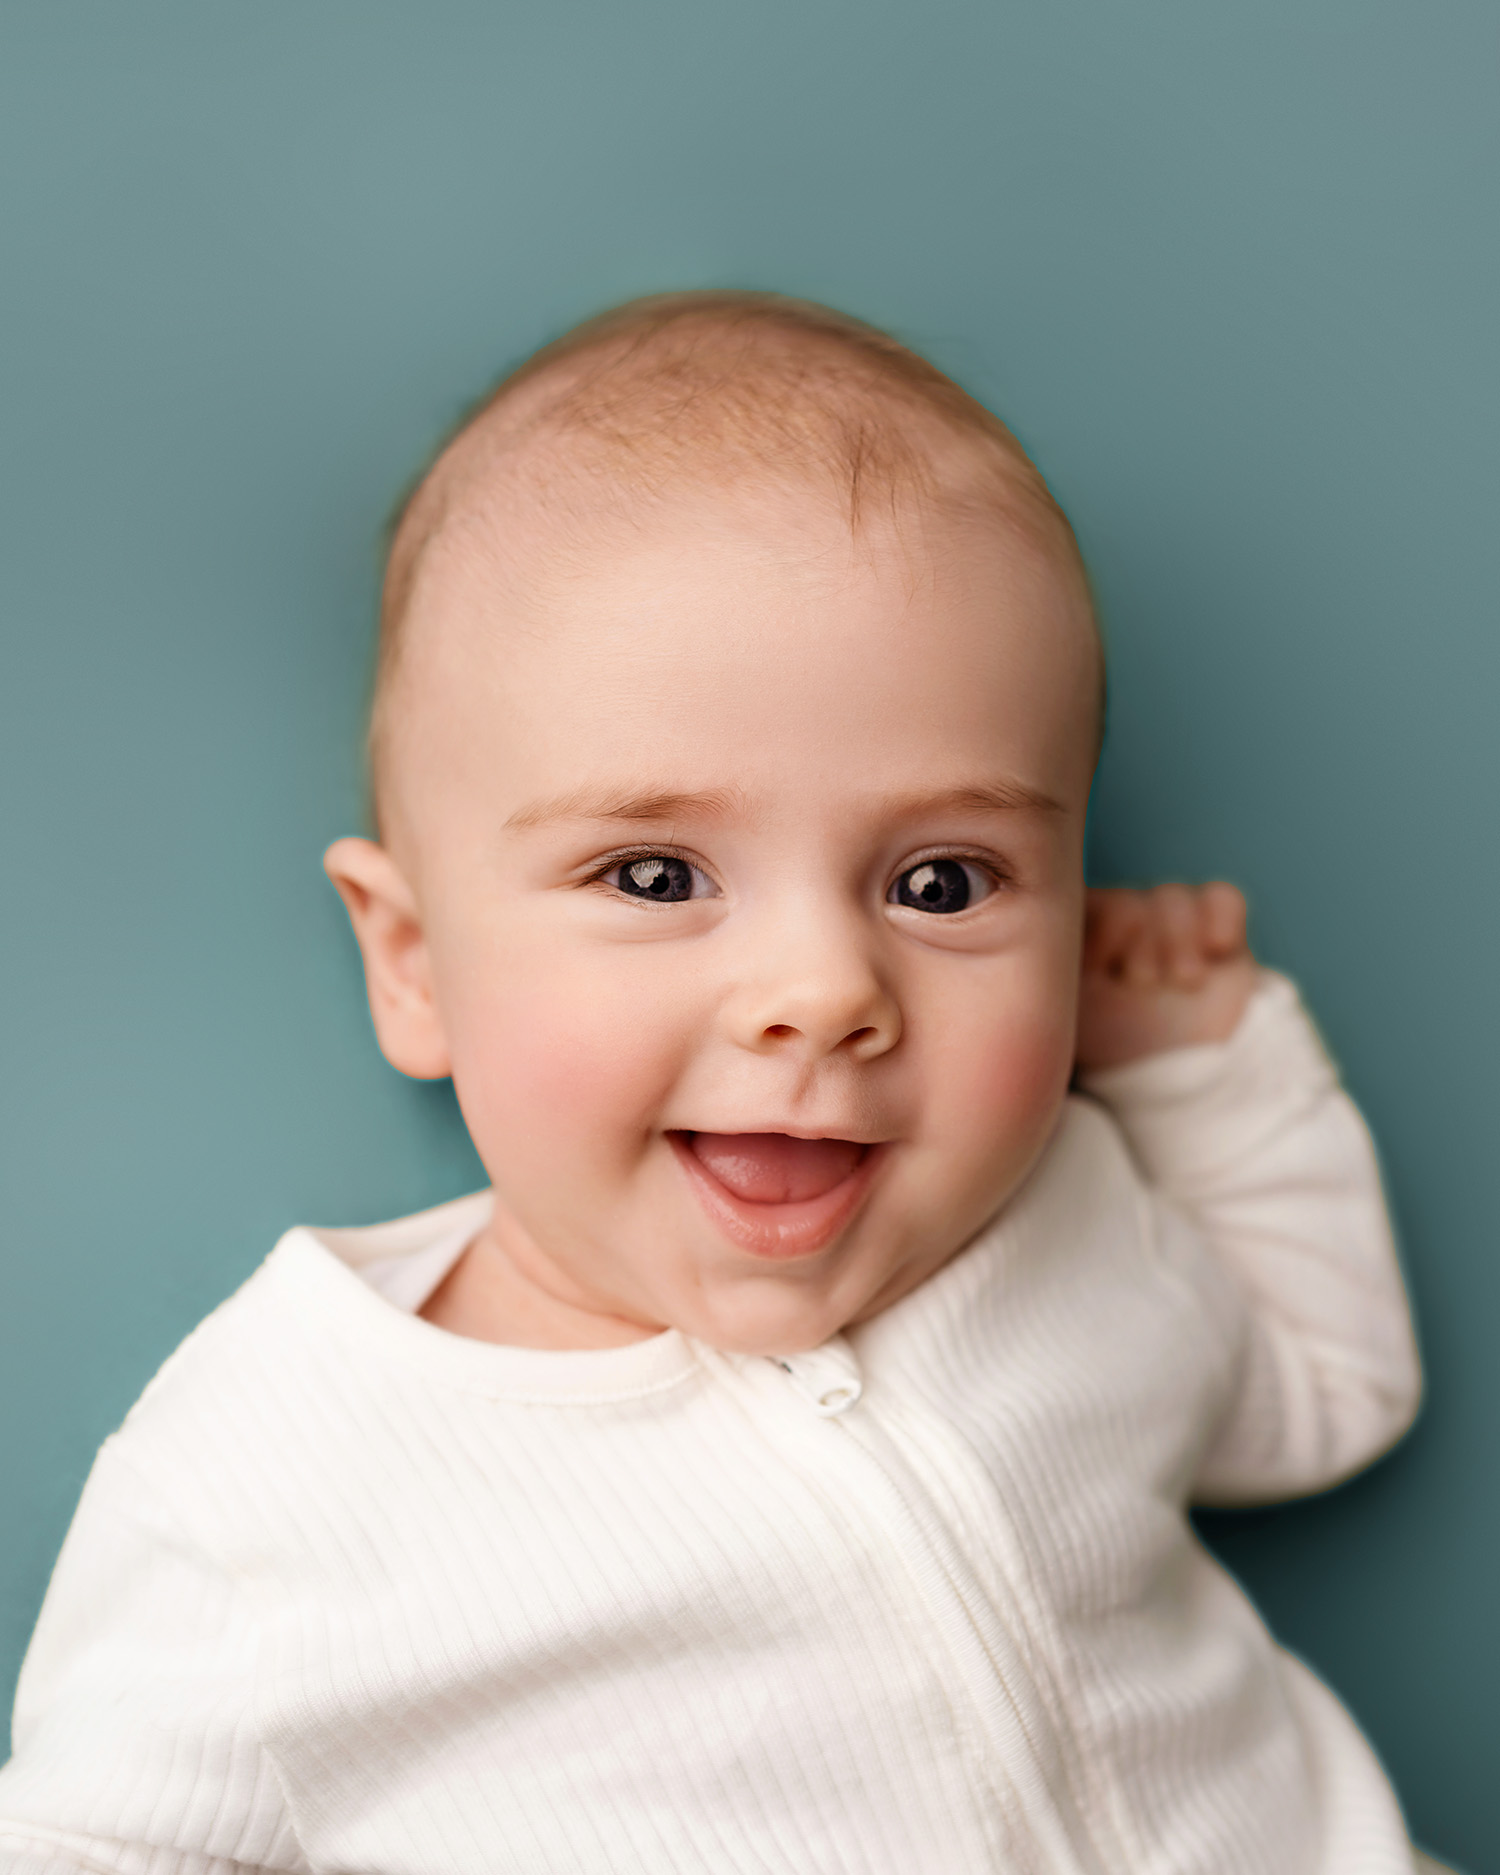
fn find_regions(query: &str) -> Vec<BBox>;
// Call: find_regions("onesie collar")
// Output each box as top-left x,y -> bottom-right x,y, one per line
264,1189 -> 702,1405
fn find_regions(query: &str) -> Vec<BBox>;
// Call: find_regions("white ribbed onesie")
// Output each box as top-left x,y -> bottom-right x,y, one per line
0,976 -> 1427,1873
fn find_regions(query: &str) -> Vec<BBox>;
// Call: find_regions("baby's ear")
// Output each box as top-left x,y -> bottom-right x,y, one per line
323,837 -> 452,1080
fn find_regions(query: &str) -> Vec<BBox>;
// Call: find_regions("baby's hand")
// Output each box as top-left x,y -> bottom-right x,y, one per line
1076,883 -> 1260,1071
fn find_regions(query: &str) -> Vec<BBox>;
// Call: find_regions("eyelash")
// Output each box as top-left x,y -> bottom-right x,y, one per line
582,845 -> 715,894
898,847 -> 1012,888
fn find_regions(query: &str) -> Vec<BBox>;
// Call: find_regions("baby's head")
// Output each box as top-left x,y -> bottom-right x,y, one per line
327,292 -> 1102,1354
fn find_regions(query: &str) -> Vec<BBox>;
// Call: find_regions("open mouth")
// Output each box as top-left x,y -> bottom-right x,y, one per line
668,1131 -> 882,1259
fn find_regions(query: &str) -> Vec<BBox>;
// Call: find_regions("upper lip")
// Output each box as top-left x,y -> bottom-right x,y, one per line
669,1126 -> 892,1145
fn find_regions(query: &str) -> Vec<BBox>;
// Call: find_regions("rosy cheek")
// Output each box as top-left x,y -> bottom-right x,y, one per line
443,959 -> 685,1176
945,985 -> 1076,1155
978,1028 -> 1069,1119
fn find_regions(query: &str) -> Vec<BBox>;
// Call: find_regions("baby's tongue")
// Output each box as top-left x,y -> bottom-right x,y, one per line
688,1133 -> 863,1203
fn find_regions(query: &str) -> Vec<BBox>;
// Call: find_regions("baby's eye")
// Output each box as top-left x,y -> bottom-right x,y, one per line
605,855 -> 717,902
887,858 -> 995,915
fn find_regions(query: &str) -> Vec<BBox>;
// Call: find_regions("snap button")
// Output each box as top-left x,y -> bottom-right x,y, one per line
771,1339 -> 864,1417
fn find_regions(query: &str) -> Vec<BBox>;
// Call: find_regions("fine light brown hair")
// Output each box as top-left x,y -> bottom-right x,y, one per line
369,290 -> 1100,829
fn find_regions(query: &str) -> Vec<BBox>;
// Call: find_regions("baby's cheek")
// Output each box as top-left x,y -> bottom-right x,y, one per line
447,960 -> 687,1179
945,988 -> 1076,1164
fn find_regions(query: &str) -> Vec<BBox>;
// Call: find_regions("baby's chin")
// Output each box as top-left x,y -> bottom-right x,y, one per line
663,1247 -> 914,1357
686,1299 -> 865,1358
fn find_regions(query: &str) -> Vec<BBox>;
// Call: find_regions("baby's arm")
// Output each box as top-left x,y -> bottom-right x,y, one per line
1077,885 -> 1422,1505
0,1443 -> 301,1875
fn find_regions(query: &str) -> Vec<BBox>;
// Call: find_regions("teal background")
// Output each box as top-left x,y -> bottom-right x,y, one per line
1,2 -> 1495,1860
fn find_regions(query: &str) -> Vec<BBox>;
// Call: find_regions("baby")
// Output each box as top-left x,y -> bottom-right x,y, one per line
0,294 -> 1438,1873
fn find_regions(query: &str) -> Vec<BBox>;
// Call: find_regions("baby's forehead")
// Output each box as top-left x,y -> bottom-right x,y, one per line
411,448 -> 1077,699
416,482 -> 1094,778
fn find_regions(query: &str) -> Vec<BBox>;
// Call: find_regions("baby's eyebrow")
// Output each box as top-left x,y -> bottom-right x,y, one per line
504,778 -> 1062,831
504,784 -> 748,830
887,781 -> 1066,819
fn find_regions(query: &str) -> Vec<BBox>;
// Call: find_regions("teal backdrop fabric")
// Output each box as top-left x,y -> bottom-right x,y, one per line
1,3 -> 1494,1861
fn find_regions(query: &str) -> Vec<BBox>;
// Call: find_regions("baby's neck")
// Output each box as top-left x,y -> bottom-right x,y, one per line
418,1220 -> 658,1351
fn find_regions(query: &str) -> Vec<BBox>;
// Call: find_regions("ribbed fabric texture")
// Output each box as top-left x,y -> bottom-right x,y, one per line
0,975 -> 1425,1874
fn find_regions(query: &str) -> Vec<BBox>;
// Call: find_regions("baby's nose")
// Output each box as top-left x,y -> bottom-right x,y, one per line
723,910 -> 901,1061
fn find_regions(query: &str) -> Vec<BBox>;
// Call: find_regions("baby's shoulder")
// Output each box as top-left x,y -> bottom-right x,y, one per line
974,1094 -> 1240,1367
1009,1091 -> 1154,1235
98,1226 -> 379,1548
903,1094 -> 1165,1324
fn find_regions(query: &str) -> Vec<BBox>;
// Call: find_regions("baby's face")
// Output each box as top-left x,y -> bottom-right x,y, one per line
375,483 -> 1098,1353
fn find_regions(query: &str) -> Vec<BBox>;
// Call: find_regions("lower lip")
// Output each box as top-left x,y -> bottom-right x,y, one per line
668,1134 -> 885,1260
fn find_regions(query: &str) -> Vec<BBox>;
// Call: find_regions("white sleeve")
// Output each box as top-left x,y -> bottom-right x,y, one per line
1081,971 -> 1423,1506
0,1442 -> 305,1875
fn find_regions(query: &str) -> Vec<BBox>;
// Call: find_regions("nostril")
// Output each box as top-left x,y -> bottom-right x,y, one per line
764,1024 -> 797,1040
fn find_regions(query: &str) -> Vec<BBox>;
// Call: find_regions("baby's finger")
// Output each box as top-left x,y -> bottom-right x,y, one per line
1117,893 -> 1163,988
1083,889 -> 1145,975
1152,884 -> 1208,989
1199,881 -> 1249,958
